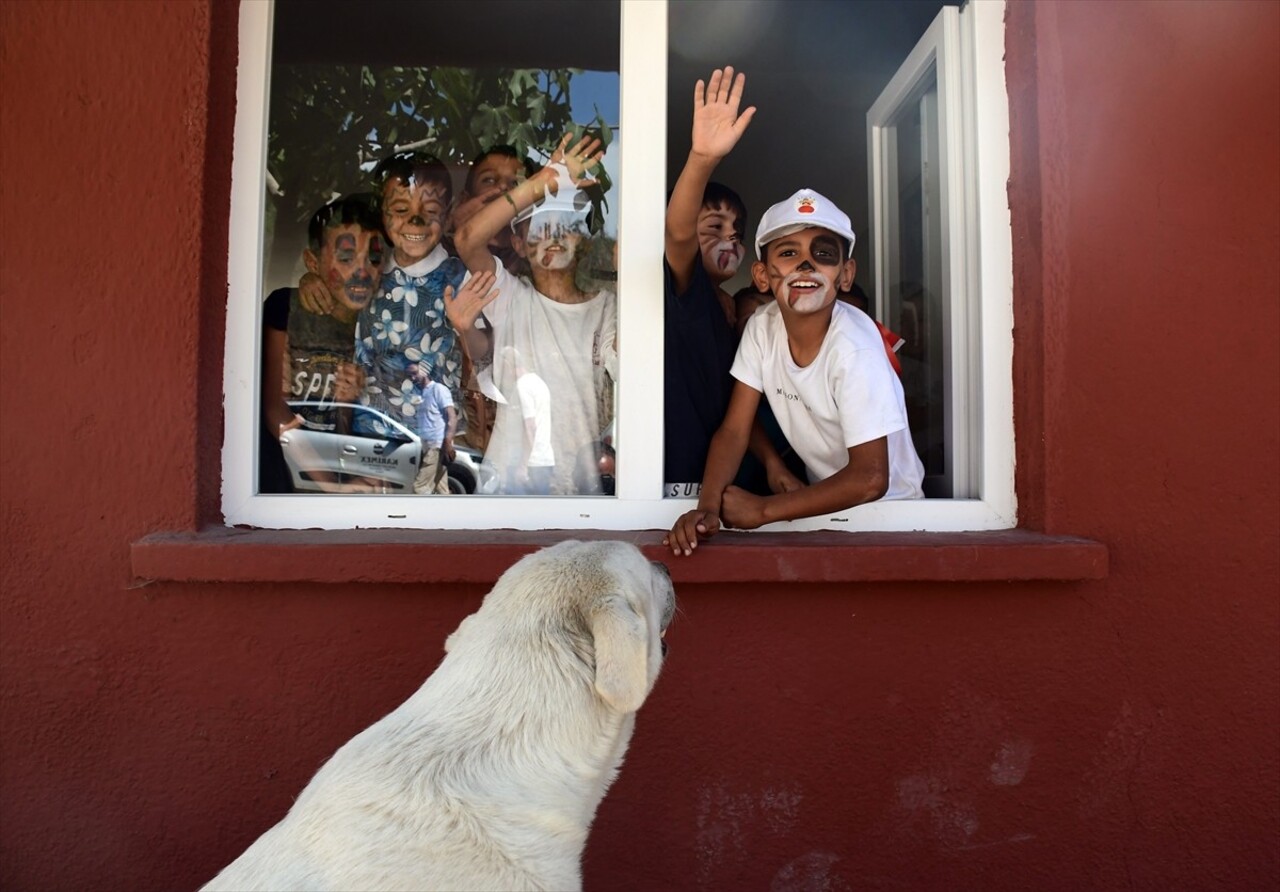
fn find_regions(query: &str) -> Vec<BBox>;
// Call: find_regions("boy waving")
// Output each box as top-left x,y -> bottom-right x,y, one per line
664,67 -> 755,492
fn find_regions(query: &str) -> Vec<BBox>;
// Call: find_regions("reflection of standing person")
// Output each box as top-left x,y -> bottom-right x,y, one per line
412,363 -> 457,495
503,348 -> 554,495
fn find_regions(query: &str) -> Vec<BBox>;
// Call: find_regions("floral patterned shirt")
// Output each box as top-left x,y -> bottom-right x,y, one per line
354,246 -> 467,436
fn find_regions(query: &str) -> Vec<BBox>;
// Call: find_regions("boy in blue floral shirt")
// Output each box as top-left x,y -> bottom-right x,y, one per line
299,152 -> 469,449
353,152 -> 469,442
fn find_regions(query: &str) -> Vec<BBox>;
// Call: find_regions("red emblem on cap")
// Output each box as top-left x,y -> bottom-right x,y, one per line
797,197 -> 815,214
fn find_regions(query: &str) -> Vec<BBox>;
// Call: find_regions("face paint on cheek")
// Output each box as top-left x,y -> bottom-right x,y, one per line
535,238 -> 578,270
780,271 -> 833,314
713,239 -> 744,274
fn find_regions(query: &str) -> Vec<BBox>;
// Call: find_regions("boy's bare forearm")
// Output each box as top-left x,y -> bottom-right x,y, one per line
756,440 -> 890,524
746,419 -> 784,469
696,423 -> 750,512
455,167 -> 554,270
665,152 -> 720,267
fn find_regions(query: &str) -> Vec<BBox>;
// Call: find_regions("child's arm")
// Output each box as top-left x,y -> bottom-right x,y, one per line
664,380 -> 761,556
666,67 -> 755,293
443,269 -> 500,364
720,437 -> 891,528
747,420 -> 805,494
454,133 -> 602,274
262,327 -> 302,438
296,273 -> 334,315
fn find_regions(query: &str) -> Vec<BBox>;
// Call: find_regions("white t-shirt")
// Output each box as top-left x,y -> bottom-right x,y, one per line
732,301 -> 925,500
416,380 -> 454,447
468,259 -> 617,493
516,371 -> 554,468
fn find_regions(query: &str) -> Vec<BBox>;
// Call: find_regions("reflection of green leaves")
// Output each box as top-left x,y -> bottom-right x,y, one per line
265,63 -> 614,281
560,114 -> 614,234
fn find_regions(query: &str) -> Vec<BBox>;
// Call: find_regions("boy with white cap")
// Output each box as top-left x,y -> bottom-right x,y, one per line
666,188 -> 924,555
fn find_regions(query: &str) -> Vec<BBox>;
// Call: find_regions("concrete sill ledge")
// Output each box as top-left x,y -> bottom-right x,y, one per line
131,528 -> 1107,585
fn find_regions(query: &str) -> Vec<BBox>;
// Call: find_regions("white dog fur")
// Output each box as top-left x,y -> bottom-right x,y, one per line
202,540 -> 675,892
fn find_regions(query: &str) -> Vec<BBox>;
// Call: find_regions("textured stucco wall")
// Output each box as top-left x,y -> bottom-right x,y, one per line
1,1 -> 1277,890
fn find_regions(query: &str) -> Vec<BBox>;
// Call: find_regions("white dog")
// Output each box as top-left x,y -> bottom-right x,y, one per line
202,540 -> 675,892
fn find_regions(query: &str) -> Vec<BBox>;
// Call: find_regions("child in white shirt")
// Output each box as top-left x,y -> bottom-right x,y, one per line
666,188 -> 924,555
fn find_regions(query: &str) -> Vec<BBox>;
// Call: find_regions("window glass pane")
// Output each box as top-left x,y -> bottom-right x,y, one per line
887,78 -> 948,494
258,0 -> 620,498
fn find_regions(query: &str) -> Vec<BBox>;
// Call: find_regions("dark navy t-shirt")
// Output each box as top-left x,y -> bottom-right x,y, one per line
663,261 -> 738,486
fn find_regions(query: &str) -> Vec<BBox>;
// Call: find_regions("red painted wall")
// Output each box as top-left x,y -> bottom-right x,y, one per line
1,1 -> 1276,890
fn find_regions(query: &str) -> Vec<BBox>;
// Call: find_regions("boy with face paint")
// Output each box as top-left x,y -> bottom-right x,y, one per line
347,153 -> 470,458
260,195 -> 384,493
449,145 -> 536,276
665,189 -> 925,555
450,133 -> 618,495
664,67 -> 755,492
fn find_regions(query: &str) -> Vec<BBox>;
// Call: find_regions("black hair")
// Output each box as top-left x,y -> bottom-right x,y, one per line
372,150 -> 454,206
733,284 -> 770,301
464,145 -> 537,195
702,182 -> 747,239
306,194 -> 382,253
836,281 -> 870,312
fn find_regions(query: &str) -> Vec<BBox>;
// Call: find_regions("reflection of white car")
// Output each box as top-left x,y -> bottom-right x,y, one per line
280,402 -> 496,495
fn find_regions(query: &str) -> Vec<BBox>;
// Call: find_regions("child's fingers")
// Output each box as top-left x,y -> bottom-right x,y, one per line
693,78 -> 706,109
706,68 -> 724,103
727,70 -> 746,108
718,66 -> 735,103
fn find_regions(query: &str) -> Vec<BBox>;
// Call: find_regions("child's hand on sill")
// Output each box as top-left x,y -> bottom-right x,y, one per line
664,507 -> 722,557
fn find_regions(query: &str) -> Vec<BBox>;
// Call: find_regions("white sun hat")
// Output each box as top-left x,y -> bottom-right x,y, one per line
754,188 -> 856,259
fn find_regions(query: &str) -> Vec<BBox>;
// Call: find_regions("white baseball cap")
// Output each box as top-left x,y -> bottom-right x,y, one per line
754,188 -> 856,259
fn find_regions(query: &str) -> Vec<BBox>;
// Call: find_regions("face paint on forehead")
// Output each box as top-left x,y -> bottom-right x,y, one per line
402,176 -> 449,199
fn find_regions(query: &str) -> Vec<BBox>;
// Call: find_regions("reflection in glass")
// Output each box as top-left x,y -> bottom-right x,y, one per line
257,0 -> 620,497
888,78 -> 946,494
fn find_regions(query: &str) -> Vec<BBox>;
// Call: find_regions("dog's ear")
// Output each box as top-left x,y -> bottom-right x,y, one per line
589,594 -> 649,713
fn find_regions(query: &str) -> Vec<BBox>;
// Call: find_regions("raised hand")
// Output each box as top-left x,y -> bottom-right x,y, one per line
691,66 -> 756,162
547,132 -> 604,189
443,270 -> 500,333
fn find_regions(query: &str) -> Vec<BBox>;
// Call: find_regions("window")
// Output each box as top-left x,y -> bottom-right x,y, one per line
222,0 -> 1014,532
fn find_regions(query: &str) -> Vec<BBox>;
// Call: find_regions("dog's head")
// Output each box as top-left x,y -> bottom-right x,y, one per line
447,541 -> 675,714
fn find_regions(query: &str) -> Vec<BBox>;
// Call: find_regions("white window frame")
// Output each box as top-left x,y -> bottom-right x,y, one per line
220,0 -> 1015,532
